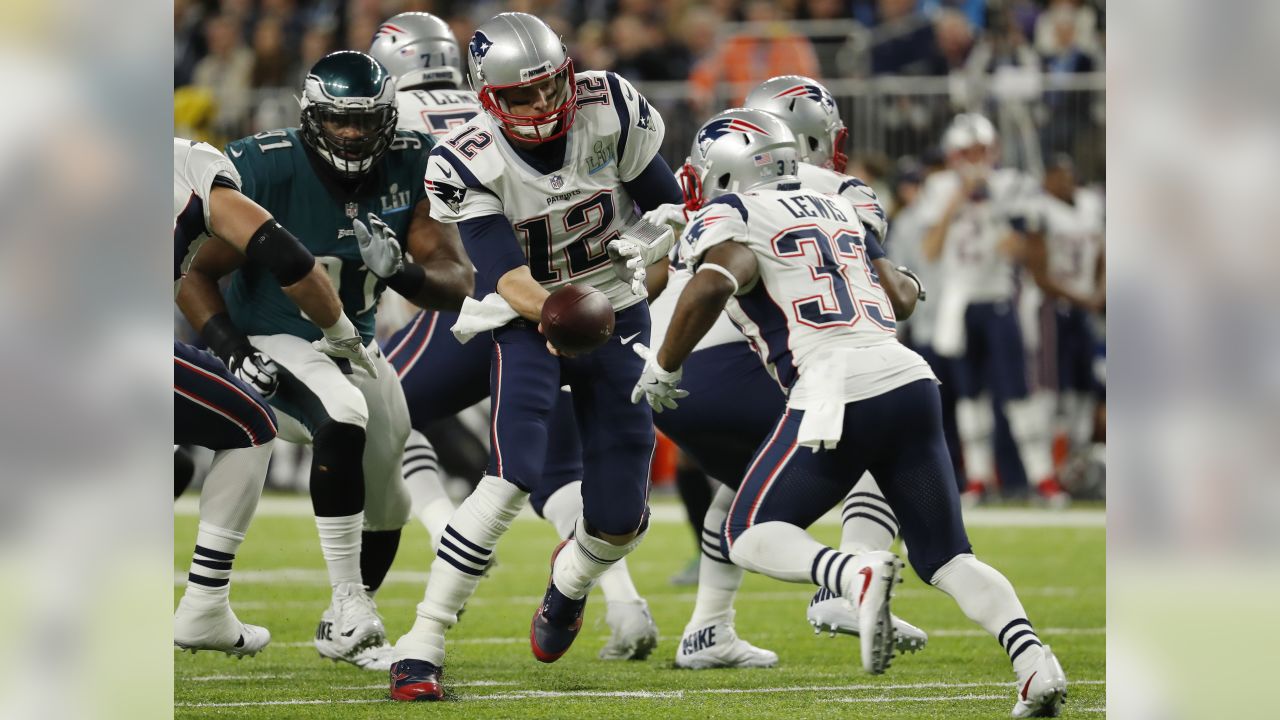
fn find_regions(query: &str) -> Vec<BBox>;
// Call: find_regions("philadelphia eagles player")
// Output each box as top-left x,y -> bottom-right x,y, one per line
177,51 -> 474,671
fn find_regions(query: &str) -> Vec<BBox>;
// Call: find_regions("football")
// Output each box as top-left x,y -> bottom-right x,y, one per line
540,284 -> 616,355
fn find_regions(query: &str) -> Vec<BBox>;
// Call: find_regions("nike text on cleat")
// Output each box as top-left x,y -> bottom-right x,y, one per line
173,596 -> 271,658
530,539 -> 587,663
599,599 -> 659,661
1011,645 -> 1068,717
845,550 -> 902,675
675,615 -> 778,669
390,658 -> 445,702
806,588 -> 928,654
314,583 -> 389,670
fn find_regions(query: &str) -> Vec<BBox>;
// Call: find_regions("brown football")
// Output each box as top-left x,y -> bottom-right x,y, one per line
540,284 -> 616,355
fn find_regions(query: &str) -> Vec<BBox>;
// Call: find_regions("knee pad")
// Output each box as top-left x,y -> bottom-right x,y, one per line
309,421 -> 366,517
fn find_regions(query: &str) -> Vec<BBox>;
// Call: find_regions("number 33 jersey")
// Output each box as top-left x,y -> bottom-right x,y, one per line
222,127 -> 435,344
423,70 -> 665,312
680,188 -> 934,399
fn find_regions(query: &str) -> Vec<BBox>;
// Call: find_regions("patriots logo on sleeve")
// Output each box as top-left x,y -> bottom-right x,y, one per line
684,214 -> 726,246
426,180 -> 467,213
469,31 -> 493,60
772,84 -> 837,111
696,118 -> 769,148
636,95 -> 655,131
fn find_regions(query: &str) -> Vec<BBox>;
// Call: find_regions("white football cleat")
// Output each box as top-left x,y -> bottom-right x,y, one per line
314,583 -> 388,669
843,550 -> 902,675
1011,645 -> 1068,717
675,613 -> 778,669
807,587 -> 928,654
174,596 -> 270,658
599,599 -> 659,661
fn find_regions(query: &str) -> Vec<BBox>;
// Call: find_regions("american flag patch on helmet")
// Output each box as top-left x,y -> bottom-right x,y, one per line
753,152 -> 773,166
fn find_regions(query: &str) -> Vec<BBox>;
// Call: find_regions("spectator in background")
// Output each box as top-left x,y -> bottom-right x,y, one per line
1040,5 -> 1099,160
609,14 -> 677,80
1035,0 -> 1100,58
298,23 -> 335,85
572,19 -> 613,71
192,14 -> 254,140
687,0 -> 820,113
259,0 -> 307,58
870,0 -> 940,75
250,17 -> 292,89
934,8 -> 975,73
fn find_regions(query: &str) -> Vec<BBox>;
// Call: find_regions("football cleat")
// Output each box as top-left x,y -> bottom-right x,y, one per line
844,550 -> 902,675
960,481 -> 988,509
675,613 -> 778,669
1035,478 -> 1071,511
1011,645 -> 1068,717
599,599 -> 659,660
807,587 -> 928,654
314,582 -> 389,669
174,596 -> 270,658
530,539 -> 586,663
390,658 -> 445,702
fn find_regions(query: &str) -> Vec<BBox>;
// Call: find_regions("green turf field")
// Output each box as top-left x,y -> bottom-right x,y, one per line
174,496 -> 1105,718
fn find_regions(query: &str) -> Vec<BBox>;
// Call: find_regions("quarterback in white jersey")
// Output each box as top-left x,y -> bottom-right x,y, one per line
390,13 -> 684,702
635,109 -> 1069,718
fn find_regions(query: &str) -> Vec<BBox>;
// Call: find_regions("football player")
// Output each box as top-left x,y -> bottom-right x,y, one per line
389,13 -> 683,700
634,112 -> 1068,717
176,52 -> 474,670
743,75 -> 931,644
172,137 -> 371,657
371,12 -> 659,661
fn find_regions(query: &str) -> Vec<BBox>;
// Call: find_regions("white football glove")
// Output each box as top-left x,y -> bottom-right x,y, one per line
228,348 -> 279,398
607,239 -> 648,298
629,343 -> 688,413
641,202 -> 689,233
354,212 -> 404,279
312,314 -> 378,378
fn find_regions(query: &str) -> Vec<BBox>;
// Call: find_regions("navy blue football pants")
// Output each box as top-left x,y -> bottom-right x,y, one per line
174,341 -> 277,450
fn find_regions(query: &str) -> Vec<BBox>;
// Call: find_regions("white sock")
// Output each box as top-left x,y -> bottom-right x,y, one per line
930,553 -> 1044,675
540,481 -> 584,539
957,396 -> 995,486
183,522 -> 245,605
1006,398 -> 1055,483
728,521 -> 857,594
597,559 -> 642,604
687,484 -> 743,629
552,515 -> 647,600
839,474 -> 898,553
396,475 -> 527,664
199,444 -> 271,533
315,512 -> 364,588
401,430 -> 454,549
1063,390 -> 1096,449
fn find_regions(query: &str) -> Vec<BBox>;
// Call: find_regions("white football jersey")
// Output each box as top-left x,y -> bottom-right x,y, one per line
917,167 -> 1038,303
395,87 -> 483,137
1031,187 -> 1105,299
173,137 -> 241,293
424,71 -> 665,311
797,162 -> 888,241
680,186 -> 934,401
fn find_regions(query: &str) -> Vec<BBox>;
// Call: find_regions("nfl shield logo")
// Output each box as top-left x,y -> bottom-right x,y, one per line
345,202 -> 358,219
550,175 -> 564,190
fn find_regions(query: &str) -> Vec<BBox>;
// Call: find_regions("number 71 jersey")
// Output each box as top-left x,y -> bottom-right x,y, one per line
423,70 -> 665,311
681,187 -> 933,396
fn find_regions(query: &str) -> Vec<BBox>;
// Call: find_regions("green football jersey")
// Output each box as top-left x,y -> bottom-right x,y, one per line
223,127 -> 434,343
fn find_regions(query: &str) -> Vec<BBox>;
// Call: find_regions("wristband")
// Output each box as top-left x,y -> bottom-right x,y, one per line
386,262 -> 427,298
202,312 -> 251,363
697,262 -> 740,296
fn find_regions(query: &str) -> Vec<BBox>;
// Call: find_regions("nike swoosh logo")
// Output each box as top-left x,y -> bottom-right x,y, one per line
436,163 -> 453,178
857,566 -> 874,607
341,628 -> 356,637
229,146 -> 243,158
619,332 -> 641,345
234,634 -> 245,648
1021,671 -> 1037,701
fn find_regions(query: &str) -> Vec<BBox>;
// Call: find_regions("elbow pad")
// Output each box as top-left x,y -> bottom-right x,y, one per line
244,219 -> 316,287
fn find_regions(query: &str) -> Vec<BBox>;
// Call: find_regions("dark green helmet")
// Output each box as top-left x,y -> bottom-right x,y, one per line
299,51 -> 398,179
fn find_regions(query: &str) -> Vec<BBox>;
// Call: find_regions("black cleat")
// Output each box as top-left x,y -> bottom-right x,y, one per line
390,659 -> 444,702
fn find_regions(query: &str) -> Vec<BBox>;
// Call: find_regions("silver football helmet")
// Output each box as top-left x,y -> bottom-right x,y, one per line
941,112 -> 997,153
466,13 -> 576,143
369,12 -> 463,90
745,75 -> 847,173
681,108 -> 800,210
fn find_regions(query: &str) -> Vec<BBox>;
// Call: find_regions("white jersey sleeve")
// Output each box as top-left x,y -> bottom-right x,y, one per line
681,198 -> 751,269
396,88 -> 483,137
797,162 -> 887,240
173,137 -> 241,232
423,122 -> 506,224
600,72 -> 666,181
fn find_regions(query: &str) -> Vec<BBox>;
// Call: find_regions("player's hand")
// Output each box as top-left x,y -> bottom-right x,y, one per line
354,212 -> 404,279
228,348 -> 280,398
537,322 -> 574,358
896,265 -> 927,301
607,239 -> 648,298
641,202 -> 689,233
629,343 -> 687,413
313,335 -> 379,378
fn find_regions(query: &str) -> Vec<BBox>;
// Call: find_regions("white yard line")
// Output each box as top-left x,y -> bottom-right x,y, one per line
175,495 -> 1104,527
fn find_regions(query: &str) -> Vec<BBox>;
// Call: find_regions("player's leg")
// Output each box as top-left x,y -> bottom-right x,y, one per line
173,342 -> 277,657
392,326 -> 558,700
248,333 -> 384,666
1058,306 -> 1097,452
531,391 -> 658,662
722,408 -> 901,675
956,305 -> 997,504
869,379 -> 1067,716
353,345 -> 413,595
670,455 -> 712,585
533,305 -> 654,664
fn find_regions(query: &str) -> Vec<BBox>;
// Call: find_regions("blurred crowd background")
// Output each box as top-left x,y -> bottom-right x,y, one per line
175,0 -> 1105,185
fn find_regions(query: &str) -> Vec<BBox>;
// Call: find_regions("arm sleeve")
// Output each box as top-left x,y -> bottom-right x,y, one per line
458,214 -> 526,296
605,72 -> 667,182
622,154 -> 683,212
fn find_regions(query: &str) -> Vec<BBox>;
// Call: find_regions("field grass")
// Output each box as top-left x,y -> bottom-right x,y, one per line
174,496 -> 1105,718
